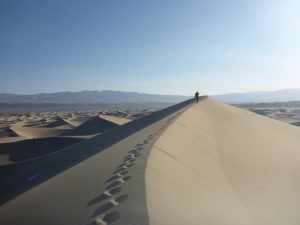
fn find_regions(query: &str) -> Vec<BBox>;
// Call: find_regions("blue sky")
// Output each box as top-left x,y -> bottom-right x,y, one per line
1,0 -> 299,95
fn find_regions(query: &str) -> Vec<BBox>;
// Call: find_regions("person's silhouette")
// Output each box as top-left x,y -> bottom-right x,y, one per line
195,91 -> 199,103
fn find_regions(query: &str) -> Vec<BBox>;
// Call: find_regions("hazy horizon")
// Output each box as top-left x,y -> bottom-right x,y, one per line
1,0 -> 300,95
1,87 -> 300,97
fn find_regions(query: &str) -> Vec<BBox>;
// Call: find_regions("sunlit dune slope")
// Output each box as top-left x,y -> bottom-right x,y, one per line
99,115 -> 131,125
10,125 -> 70,139
146,97 -> 300,225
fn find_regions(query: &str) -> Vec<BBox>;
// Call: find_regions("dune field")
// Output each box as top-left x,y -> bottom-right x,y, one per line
0,109 -> 148,165
0,97 -> 300,225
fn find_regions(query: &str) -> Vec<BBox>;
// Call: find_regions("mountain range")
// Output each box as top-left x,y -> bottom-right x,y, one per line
0,89 -> 300,104
0,90 -> 190,104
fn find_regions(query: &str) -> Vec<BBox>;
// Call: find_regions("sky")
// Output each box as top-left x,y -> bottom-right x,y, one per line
1,0 -> 300,95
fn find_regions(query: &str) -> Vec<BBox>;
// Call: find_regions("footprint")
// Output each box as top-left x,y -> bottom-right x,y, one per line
125,163 -> 134,168
117,158 -> 135,168
128,149 -> 139,154
92,195 -> 128,218
95,211 -> 120,225
121,176 -> 132,182
106,181 -> 122,190
105,175 -> 119,183
113,167 -> 127,174
116,163 -> 127,169
117,171 -> 128,176
147,135 -> 153,139
114,195 -> 128,204
126,158 -> 136,163
123,155 -> 135,162
88,194 -> 110,206
132,153 -> 141,157
103,187 -> 122,197
92,202 -> 114,217
117,175 -> 132,183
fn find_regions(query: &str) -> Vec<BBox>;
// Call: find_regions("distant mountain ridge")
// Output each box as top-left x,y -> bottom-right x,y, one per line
1,89 -> 300,104
212,89 -> 300,103
0,90 -> 190,104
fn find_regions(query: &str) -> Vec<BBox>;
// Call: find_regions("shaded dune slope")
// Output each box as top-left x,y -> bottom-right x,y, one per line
146,97 -> 300,225
61,116 -> 119,136
42,117 -> 75,129
0,137 -> 84,164
0,98 -> 195,225
0,127 -> 19,138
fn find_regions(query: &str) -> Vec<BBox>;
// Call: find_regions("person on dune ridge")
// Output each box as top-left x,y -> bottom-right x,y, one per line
195,91 -> 199,103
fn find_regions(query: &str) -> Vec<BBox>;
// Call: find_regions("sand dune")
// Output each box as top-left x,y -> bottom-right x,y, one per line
146,97 -> 300,225
1,97 -> 300,225
61,116 -> 119,136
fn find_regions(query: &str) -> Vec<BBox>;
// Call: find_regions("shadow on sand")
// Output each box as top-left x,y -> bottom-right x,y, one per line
0,98 -> 201,205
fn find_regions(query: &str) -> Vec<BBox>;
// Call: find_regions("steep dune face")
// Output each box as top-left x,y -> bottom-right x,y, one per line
146,97 -> 300,225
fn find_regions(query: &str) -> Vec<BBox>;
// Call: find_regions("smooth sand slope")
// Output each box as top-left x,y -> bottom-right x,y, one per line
146,97 -> 300,225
